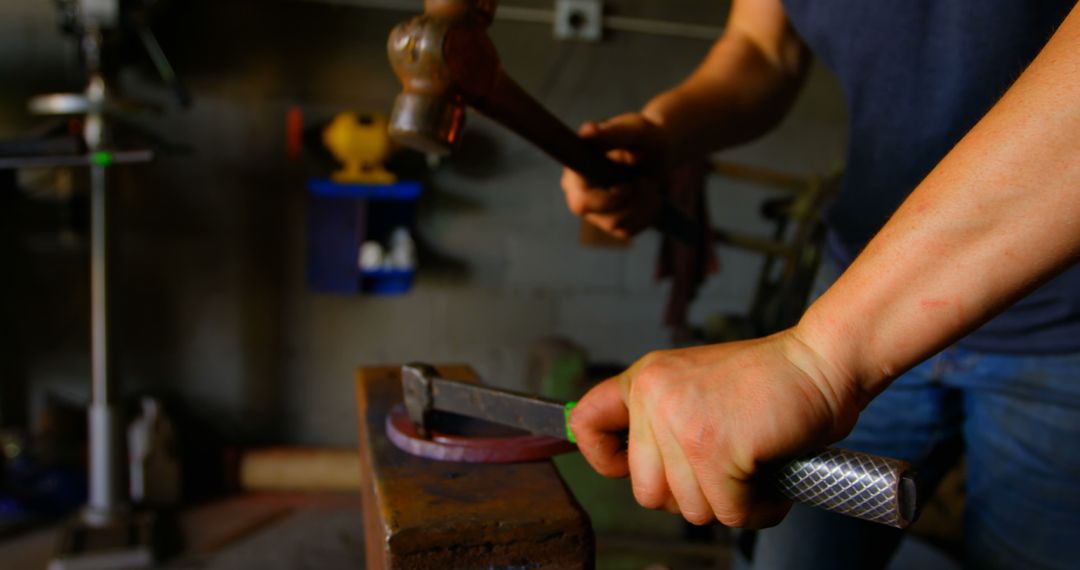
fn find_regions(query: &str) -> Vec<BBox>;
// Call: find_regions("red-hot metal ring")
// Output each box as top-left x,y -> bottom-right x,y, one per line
385,404 -> 577,463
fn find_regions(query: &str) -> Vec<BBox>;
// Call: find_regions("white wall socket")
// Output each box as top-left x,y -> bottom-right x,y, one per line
554,0 -> 603,42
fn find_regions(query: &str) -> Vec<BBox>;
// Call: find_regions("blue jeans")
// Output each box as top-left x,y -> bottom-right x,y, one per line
750,264 -> 1080,570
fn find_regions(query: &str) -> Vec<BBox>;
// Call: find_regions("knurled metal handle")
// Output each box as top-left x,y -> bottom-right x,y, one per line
776,448 -> 918,528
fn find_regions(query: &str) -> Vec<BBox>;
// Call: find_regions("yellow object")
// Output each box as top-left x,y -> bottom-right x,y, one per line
323,112 -> 397,184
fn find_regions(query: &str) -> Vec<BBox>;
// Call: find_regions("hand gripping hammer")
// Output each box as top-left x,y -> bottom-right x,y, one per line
387,0 -> 702,244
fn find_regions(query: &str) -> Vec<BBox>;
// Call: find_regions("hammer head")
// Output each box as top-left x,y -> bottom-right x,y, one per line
401,362 -> 438,438
386,0 -> 499,155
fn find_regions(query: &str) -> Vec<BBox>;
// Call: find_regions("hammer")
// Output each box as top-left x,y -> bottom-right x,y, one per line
387,0 -> 702,244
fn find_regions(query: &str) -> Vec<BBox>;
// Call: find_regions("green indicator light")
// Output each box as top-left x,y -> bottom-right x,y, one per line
564,401 -> 578,443
91,151 -> 114,167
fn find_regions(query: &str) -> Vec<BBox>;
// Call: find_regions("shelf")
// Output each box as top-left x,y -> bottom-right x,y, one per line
305,179 -> 421,295
359,268 -> 415,295
306,179 -> 422,201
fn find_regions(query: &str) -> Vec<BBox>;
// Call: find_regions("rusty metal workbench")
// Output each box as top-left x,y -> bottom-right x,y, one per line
355,364 -> 594,569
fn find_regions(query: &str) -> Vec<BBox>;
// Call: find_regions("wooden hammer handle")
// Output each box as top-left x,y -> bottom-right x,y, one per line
473,71 -> 703,244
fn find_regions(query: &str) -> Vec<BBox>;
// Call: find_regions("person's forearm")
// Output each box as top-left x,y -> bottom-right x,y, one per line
796,3 -> 1080,405
642,1 -> 810,160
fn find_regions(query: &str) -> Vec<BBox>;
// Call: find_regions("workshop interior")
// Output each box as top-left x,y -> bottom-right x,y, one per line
0,0 -> 964,568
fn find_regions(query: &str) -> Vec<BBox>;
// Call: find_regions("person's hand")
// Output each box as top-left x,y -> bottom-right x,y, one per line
560,113 -> 671,239
568,330 -> 864,528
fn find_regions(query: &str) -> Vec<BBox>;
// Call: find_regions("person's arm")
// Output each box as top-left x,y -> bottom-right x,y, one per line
570,3 -> 1080,528
798,1 -> 1080,404
641,0 -> 810,158
561,0 -> 809,237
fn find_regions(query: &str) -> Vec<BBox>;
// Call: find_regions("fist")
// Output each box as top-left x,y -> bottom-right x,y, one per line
561,113 -> 671,239
568,331 -> 861,528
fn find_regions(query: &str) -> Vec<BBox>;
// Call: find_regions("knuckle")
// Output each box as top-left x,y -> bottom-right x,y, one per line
592,216 -> 617,232
578,447 -> 617,478
636,349 -> 663,367
610,216 -> 631,232
636,351 -> 664,374
577,447 -> 600,469
654,387 -> 684,418
588,458 -> 618,479
635,357 -> 673,392
561,169 -> 580,189
715,509 -> 749,529
633,484 -> 666,510
682,509 -> 713,526
678,422 -> 713,465
565,194 -> 587,215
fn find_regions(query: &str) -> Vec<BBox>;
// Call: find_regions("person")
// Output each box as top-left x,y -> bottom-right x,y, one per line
560,1 -> 1080,568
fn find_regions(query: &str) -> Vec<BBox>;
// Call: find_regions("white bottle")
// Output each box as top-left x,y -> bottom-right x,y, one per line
384,227 -> 416,270
359,240 -> 385,271
127,397 -> 181,507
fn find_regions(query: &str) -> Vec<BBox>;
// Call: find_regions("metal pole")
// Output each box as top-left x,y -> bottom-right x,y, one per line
82,73 -> 122,523
84,159 -> 121,527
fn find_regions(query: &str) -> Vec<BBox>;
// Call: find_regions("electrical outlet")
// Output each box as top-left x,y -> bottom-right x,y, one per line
554,0 -> 603,42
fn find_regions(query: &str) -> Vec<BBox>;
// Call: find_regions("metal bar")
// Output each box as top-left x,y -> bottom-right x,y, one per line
0,150 -> 153,170
288,0 -> 724,41
604,14 -> 721,41
90,163 -> 108,408
85,161 -> 121,525
710,159 -> 812,192
712,227 -> 794,258
496,5 -> 551,24
431,377 -> 568,439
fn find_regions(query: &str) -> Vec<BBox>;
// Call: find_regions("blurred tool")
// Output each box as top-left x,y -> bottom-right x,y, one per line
323,112 -> 397,184
386,0 -> 701,244
390,363 -> 920,529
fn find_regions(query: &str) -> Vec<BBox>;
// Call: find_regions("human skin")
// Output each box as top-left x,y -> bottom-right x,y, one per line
564,0 -> 1080,528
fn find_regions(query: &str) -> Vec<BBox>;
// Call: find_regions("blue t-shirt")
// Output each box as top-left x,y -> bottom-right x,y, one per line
783,0 -> 1080,353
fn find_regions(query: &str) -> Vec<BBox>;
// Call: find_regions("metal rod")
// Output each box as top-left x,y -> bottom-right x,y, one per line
85,160 -> 121,526
710,159 -> 813,193
90,163 -> 108,407
84,156 -> 121,524
289,0 -> 724,41
0,150 -> 153,170
604,14 -> 721,40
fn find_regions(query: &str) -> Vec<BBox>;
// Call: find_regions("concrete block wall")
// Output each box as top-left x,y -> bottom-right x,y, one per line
1,0 -> 846,445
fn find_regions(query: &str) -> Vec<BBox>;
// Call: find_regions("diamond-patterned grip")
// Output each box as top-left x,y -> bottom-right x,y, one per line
776,448 -> 914,528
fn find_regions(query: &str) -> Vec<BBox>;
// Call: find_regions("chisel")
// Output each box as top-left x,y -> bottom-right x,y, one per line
391,362 -> 918,528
